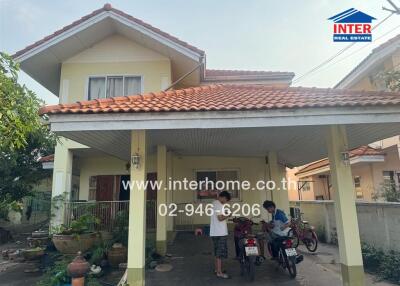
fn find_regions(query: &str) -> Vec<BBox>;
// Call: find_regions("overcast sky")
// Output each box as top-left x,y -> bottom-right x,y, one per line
1,0 -> 399,104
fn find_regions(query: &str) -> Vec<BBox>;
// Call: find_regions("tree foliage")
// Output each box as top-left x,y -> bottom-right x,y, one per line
0,52 -> 55,202
376,70 -> 400,92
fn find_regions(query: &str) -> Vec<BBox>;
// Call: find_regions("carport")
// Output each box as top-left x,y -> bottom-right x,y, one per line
40,84 -> 400,286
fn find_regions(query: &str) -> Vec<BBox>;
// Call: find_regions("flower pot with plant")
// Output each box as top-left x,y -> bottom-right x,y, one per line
52,214 -> 100,254
8,201 -> 23,225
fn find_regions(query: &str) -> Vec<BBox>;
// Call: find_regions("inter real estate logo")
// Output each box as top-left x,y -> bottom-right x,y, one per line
328,8 -> 376,42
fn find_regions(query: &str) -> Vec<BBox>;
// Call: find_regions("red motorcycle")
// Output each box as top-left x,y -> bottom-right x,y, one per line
232,217 -> 265,282
261,221 -> 303,279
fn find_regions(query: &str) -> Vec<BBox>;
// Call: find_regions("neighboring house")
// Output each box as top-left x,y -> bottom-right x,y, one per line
336,32 -> 400,157
290,145 -> 400,201
12,4 -> 400,285
289,34 -> 400,202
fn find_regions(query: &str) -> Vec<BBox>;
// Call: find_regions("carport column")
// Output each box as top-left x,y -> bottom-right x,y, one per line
166,151 -> 174,232
156,145 -> 168,255
326,125 -> 364,286
268,151 -> 289,214
127,130 -> 147,286
50,140 -> 73,228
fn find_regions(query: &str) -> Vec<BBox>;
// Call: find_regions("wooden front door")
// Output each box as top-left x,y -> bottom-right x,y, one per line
95,175 -> 115,229
146,173 -> 157,229
96,175 -> 114,201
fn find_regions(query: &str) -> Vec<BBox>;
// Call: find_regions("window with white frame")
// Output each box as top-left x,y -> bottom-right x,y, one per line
354,176 -> 361,188
383,171 -> 395,188
196,170 -> 240,200
88,76 -> 141,100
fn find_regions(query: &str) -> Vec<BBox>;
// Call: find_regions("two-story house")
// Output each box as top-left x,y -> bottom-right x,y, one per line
13,4 -> 400,285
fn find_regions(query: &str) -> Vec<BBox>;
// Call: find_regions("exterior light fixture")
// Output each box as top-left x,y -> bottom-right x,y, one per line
341,151 -> 350,166
131,153 -> 141,169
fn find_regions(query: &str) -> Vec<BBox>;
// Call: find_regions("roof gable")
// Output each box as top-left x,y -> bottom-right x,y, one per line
336,33 -> 400,88
64,34 -> 168,63
13,4 -> 204,60
12,4 -> 205,95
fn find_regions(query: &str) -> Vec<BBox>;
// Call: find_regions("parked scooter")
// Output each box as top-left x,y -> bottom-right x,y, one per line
232,217 -> 265,282
261,221 -> 304,279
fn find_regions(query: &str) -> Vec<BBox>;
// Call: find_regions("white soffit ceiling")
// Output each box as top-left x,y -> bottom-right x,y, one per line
58,123 -> 400,167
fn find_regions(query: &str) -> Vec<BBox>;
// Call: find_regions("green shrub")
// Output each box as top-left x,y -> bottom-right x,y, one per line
113,210 -> 129,245
362,243 -> 400,284
379,250 -> 400,284
362,243 -> 384,273
36,258 -> 70,286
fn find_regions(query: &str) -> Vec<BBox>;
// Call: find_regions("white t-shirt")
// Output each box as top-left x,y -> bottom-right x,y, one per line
210,200 -> 228,237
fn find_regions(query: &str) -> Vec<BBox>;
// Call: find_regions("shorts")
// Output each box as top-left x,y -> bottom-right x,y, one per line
212,236 -> 228,259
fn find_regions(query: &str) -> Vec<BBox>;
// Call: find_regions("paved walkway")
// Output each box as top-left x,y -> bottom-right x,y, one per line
146,232 -> 395,286
0,238 -> 42,286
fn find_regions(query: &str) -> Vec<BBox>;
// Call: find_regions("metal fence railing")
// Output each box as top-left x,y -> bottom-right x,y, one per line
64,200 -> 157,232
174,203 -> 195,231
64,201 -> 129,232
23,197 -> 51,224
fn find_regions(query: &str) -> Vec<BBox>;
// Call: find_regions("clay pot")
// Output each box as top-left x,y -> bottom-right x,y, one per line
52,233 -> 97,254
107,244 -> 127,268
8,210 -> 22,225
99,231 -> 113,242
32,230 -> 48,238
22,248 -> 45,260
67,252 -> 90,278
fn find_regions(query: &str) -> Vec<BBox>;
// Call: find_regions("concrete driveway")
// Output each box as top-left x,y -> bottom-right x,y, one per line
146,232 -> 394,286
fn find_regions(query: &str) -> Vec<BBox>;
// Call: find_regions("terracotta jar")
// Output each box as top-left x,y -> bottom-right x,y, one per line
67,252 -> 90,278
107,243 -> 127,268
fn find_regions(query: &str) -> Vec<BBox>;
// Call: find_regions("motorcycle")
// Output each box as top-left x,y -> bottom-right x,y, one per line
262,221 -> 304,279
232,217 -> 265,282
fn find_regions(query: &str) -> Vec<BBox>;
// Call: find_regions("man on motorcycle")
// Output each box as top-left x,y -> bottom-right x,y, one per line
262,200 -> 291,258
210,191 -> 232,279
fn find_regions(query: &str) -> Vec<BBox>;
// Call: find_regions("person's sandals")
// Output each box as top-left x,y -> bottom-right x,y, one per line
216,272 -> 230,279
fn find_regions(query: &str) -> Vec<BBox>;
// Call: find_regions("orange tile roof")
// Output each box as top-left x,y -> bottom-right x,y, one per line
296,146 -> 384,175
205,69 -> 294,77
39,84 -> 400,115
203,69 -> 295,82
39,154 -> 54,163
13,4 -> 204,59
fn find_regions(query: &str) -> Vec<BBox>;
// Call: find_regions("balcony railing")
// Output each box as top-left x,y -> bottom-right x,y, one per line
63,200 -> 156,232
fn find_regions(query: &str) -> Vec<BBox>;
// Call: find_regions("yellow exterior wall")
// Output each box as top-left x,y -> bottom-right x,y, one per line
78,154 -> 157,200
77,153 -> 269,224
59,35 -> 171,104
347,50 -> 400,92
170,155 -> 267,225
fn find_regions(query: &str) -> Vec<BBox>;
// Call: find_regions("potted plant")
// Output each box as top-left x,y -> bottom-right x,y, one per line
52,214 -> 100,254
107,210 -> 128,268
8,201 -> 23,225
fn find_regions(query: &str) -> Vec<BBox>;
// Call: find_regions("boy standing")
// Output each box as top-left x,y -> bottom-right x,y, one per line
210,191 -> 231,279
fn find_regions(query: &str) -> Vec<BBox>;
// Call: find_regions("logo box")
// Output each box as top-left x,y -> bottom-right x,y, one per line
328,8 -> 376,42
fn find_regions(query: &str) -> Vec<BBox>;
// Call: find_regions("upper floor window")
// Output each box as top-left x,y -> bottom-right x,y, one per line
88,75 -> 142,100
